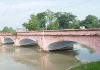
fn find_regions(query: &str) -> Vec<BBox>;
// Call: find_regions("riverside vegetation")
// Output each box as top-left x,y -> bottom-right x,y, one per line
69,61 -> 100,70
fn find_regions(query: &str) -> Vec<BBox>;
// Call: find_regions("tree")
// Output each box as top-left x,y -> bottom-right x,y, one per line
22,10 -> 100,31
56,12 -> 76,29
23,10 -> 57,30
36,12 -> 46,29
98,19 -> 100,28
80,15 -> 100,28
47,22 -> 59,30
2,26 -> 15,32
23,14 -> 40,31
45,9 -> 56,28
68,20 -> 80,29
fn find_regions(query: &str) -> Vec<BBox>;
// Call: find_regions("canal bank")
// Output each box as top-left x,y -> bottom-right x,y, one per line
68,61 -> 100,70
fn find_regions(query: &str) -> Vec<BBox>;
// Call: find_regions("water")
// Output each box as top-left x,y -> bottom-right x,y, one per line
0,44 -> 100,70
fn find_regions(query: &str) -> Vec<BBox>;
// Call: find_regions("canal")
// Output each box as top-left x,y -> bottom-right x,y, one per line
0,43 -> 100,70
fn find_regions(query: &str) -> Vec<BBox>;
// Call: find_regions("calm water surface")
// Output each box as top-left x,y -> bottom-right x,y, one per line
0,44 -> 100,70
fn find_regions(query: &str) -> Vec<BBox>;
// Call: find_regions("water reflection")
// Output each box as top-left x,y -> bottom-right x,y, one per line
0,43 -> 100,70
74,44 -> 100,63
0,44 -> 15,53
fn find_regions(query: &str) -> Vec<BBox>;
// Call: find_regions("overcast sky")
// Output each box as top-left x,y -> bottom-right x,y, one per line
0,0 -> 100,29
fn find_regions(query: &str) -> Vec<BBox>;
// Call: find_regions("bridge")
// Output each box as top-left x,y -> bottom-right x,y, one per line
0,29 -> 100,51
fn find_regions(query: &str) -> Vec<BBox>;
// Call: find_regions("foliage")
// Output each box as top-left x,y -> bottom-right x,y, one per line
56,12 -> 76,29
68,20 -> 80,29
45,9 -> 56,25
23,14 -> 40,31
23,10 -> 56,30
2,26 -> 15,33
23,10 -> 100,31
47,22 -> 59,30
36,12 -> 46,29
69,61 -> 100,70
80,15 -> 100,28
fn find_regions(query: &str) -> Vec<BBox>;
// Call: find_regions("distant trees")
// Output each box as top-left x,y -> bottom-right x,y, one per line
23,10 -> 57,30
36,12 -> 46,29
1,10 -> 100,32
80,15 -> 100,28
23,10 -> 100,31
55,12 -> 77,29
2,26 -> 15,33
47,22 -> 59,30
23,14 -> 40,31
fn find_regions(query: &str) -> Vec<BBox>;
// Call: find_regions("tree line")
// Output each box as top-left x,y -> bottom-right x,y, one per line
0,26 -> 15,33
23,10 -> 100,31
1,10 -> 100,33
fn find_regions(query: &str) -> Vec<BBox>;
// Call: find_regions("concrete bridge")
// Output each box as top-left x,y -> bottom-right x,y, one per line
0,29 -> 100,51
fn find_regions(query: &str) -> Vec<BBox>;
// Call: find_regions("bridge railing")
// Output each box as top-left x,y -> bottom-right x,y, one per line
0,33 -> 14,36
0,29 -> 100,36
16,29 -> 100,36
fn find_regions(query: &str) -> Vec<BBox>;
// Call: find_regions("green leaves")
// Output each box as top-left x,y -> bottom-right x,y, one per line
36,12 -> 46,28
23,10 -> 100,31
23,15 -> 40,31
47,22 -> 59,30
2,26 -> 15,33
56,12 -> 76,29
80,15 -> 100,28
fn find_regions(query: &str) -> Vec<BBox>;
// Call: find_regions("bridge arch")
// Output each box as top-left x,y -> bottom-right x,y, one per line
47,40 -> 91,51
19,38 -> 38,46
3,37 -> 14,44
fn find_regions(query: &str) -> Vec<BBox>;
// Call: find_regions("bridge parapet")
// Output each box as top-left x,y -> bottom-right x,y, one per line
0,29 -> 100,36
17,29 -> 100,36
0,33 -> 14,36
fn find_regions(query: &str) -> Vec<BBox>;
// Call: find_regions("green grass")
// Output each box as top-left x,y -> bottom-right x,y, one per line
69,61 -> 100,70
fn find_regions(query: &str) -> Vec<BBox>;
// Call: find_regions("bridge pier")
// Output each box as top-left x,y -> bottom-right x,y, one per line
14,40 -> 20,46
38,36 -> 49,52
0,37 -> 5,44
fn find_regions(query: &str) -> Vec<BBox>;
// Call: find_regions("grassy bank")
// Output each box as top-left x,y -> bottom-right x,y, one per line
69,61 -> 100,70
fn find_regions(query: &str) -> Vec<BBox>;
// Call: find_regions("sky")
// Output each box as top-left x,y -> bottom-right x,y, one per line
0,0 -> 100,29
